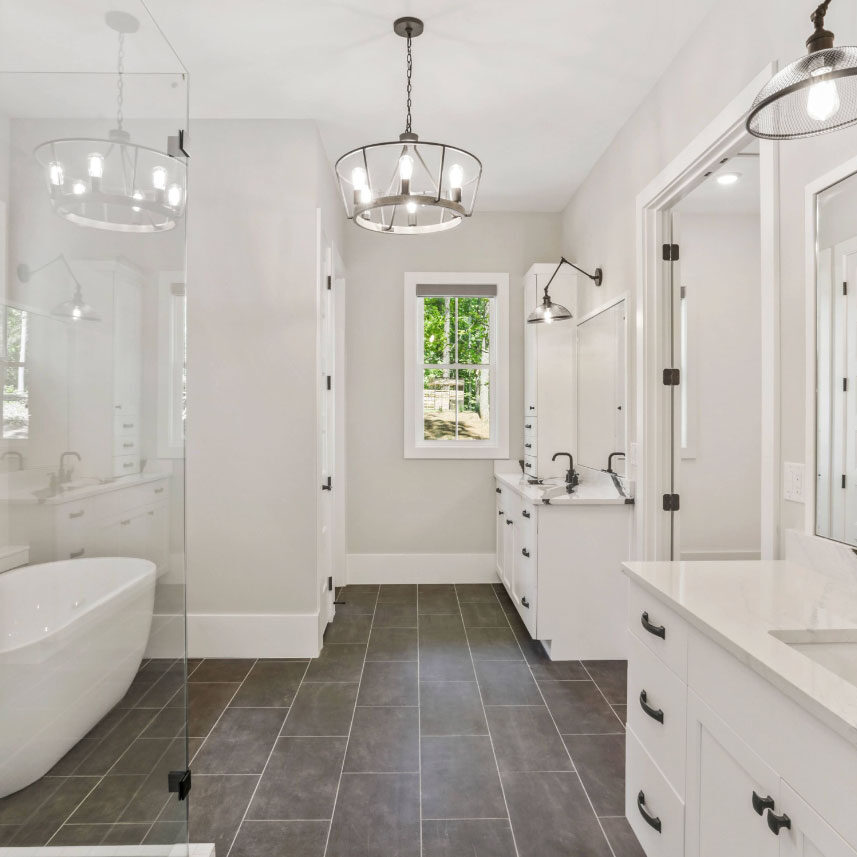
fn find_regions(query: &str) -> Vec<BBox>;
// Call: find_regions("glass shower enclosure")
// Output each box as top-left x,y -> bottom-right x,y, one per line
0,2 -> 189,852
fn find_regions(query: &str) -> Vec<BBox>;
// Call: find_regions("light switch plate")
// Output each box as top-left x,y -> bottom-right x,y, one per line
784,462 -> 805,503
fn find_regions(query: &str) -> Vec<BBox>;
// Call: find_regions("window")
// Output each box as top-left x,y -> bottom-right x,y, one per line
157,273 -> 186,459
404,272 -> 508,459
3,306 -> 29,440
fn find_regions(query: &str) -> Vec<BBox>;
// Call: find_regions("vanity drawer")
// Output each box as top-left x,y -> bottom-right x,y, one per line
54,499 -> 93,560
523,453 -> 538,478
523,419 -> 537,454
629,582 -> 688,680
114,414 -> 139,437
627,726 -> 685,857
513,533 -> 537,636
627,630 -> 688,797
112,455 -> 140,478
93,480 -> 169,518
114,435 -> 140,456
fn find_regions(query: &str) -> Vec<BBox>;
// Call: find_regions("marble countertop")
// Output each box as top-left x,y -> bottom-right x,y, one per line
495,466 -> 632,506
0,471 -> 170,506
622,559 -> 857,746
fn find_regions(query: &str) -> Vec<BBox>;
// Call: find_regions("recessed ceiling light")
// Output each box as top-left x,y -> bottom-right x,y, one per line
717,172 -> 741,186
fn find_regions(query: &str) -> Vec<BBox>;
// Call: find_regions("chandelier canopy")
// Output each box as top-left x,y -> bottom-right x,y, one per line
335,17 -> 482,235
34,11 -> 187,233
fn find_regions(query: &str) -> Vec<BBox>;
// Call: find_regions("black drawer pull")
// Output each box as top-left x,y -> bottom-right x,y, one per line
529,405 -> 535,410
499,510 -> 505,516
639,690 -> 664,724
525,443 -> 532,449
521,596 -> 530,608
637,791 -> 661,833
767,811 -> 791,836
496,488 -> 502,494
522,510 -> 531,518
506,519 -> 513,526
641,611 -> 666,639
521,548 -> 530,558
525,424 -> 532,429
752,792 -> 775,816
525,462 -> 532,469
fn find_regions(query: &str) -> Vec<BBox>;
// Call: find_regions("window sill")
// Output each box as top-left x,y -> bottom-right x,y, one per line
405,441 -> 509,460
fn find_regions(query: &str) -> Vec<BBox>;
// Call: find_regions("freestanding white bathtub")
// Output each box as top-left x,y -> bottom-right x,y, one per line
0,557 -> 156,797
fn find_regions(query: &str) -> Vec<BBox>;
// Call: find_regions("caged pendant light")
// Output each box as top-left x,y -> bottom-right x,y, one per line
335,17 -> 482,234
33,11 -> 187,233
747,0 -> 857,140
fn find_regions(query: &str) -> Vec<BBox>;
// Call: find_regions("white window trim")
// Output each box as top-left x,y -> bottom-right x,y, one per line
404,271 -> 509,460
156,271 -> 186,460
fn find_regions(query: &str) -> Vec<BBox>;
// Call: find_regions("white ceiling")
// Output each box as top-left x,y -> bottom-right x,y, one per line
674,153 -> 761,216
142,0 -> 718,212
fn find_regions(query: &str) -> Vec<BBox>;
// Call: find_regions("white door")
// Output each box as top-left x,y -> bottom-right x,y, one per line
778,781 -> 857,857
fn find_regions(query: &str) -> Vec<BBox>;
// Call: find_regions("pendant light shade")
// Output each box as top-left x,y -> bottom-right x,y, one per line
527,294 -> 573,325
335,18 -> 482,234
51,286 -> 101,322
748,1 -> 857,140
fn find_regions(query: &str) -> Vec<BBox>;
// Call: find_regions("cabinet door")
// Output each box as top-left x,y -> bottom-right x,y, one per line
147,503 -> 169,571
524,273 -> 538,416
502,491 -> 518,592
496,487 -> 507,584
686,691 -> 780,857
778,781 -> 857,857
512,517 -> 537,636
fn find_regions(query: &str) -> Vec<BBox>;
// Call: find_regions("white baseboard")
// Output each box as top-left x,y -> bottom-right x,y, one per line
187,612 -> 320,658
347,553 -> 497,585
680,549 -> 762,561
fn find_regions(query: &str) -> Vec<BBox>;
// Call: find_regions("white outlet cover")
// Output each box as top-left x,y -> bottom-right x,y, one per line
784,462 -> 805,503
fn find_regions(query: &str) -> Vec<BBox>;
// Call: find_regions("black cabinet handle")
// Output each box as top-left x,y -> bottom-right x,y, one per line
767,812 -> 791,836
506,519 -> 513,526
752,792 -> 775,816
529,405 -> 535,410
641,611 -> 666,639
498,510 -> 504,516
525,424 -> 533,429
639,690 -> 664,724
522,510 -> 531,518
521,596 -> 530,608
496,488 -> 502,494
525,462 -> 532,469
521,548 -> 530,558
637,791 -> 662,833
525,443 -> 532,449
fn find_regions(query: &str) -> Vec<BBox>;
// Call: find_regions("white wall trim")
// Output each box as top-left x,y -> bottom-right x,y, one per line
679,549 -> 762,561
188,613 -> 320,658
347,553 -> 498,585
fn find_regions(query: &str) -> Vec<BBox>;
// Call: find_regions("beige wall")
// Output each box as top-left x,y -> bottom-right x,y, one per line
560,0 -> 857,552
344,212 -> 561,556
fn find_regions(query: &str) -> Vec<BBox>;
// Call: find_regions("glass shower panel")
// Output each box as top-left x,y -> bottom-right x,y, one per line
0,3 -> 189,853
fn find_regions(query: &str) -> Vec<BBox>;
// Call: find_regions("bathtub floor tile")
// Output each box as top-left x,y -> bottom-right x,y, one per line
109,737 -> 175,776
188,774 -> 259,857
0,776 -> 66,825
47,738 -> 100,776
185,682 -> 241,736
193,708 -> 287,775
10,777 -> 101,845
230,659 -> 308,707
67,775 -> 143,825
75,709 -> 158,776
190,658 -> 255,683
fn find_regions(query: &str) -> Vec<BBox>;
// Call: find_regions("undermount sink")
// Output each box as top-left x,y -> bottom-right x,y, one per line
770,629 -> 857,687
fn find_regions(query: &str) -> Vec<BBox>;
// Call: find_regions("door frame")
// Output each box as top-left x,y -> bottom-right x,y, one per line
634,62 -> 780,561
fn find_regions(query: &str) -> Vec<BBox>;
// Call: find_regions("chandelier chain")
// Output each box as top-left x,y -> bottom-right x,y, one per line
405,31 -> 413,133
116,31 -> 125,132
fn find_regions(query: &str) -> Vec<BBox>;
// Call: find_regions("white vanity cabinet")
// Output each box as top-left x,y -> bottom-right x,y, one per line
522,263 -> 577,480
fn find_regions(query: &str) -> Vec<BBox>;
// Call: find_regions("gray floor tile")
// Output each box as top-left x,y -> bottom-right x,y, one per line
0,776 -> 64,825
335,587 -> 379,615
304,644 -> 366,682
76,709 -> 159,775
2,776 -> 98,845
460,602 -> 509,628
136,668 -> 185,707
613,704 -> 627,727
143,820 -> 187,845
248,737 -> 346,819
467,627 -> 523,661
47,738 -> 99,775
373,602 -> 418,628
419,638 -> 475,682
455,584 -> 501,603
539,681 -> 624,734
418,612 -> 465,635
420,682 -> 487,736
418,585 -> 460,614
421,736 -> 506,819
358,661 -> 418,706
188,774 -> 259,857
67,775 -> 142,824
475,661 -> 543,705
502,771 -> 613,857
325,613 -> 374,645
186,682 -> 241,737
583,660 -> 628,705
104,823 -> 153,845
423,819 -> 517,857
49,823 -> 112,845
378,584 -> 418,604
194,707 -> 286,774
327,772 -> 420,857
562,733 -> 626,816
231,819 -> 329,857
141,706 -> 187,739
344,707 -> 419,773
528,659 -> 590,681
109,737 -> 174,776
486,706 -> 573,773
281,682 -> 358,736
602,816 -> 646,857
231,660 -> 307,707
366,627 -> 418,661
189,658 -> 255,683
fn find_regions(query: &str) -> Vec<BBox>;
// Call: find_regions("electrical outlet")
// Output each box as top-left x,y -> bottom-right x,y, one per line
783,462 -> 805,503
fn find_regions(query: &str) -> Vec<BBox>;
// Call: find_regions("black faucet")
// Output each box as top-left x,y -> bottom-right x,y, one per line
552,452 -> 578,488
607,451 -> 625,474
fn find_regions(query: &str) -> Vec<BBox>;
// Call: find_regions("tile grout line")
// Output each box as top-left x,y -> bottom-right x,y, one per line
579,662 -> 627,730
490,586 -> 621,857
321,585 -> 380,857
417,586 -> 423,857
454,584 -> 523,857
223,657 -> 309,857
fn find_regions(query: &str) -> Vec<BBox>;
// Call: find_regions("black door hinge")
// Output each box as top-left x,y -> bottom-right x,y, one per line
326,275 -> 332,290
662,368 -> 680,386
322,476 -> 332,491
843,474 -> 847,489
328,575 -> 333,592
844,378 -> 849,392
168,769 -> 192,800
662,493 -> 680,512
326,375 -> 332,390
662,243 -> 679,261
844,281 -> 848,296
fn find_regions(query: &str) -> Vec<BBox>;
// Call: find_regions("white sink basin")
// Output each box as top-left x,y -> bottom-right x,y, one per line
770,629 -> 857,687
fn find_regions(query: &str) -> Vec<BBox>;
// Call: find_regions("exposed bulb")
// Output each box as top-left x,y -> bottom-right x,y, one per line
449,163 -> 464,189
399,154 -> 414,181
72,180 -> 87,195
807,67 -> 840,122
132,190 -> 143,212
351,167 -> 367,190
151,166 -> 167,191
167,184 -> 183,207
87,153 -> 104,178
72,305 -> 83,320
49,162 -> 64,187
543,306 -> 553,323
406,201 -> 417,214
359,186 -> 372,204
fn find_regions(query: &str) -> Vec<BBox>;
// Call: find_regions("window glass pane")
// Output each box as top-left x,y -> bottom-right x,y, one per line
423,297 -> 453,364
4,366 -> 29,439
5,307 -> 25,363
458,368 -> 490,440
456,297 -> 490,365
423,368 -> 457,439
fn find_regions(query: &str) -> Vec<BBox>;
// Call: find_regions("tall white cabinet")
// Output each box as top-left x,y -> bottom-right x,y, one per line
522,263 -> 577,480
